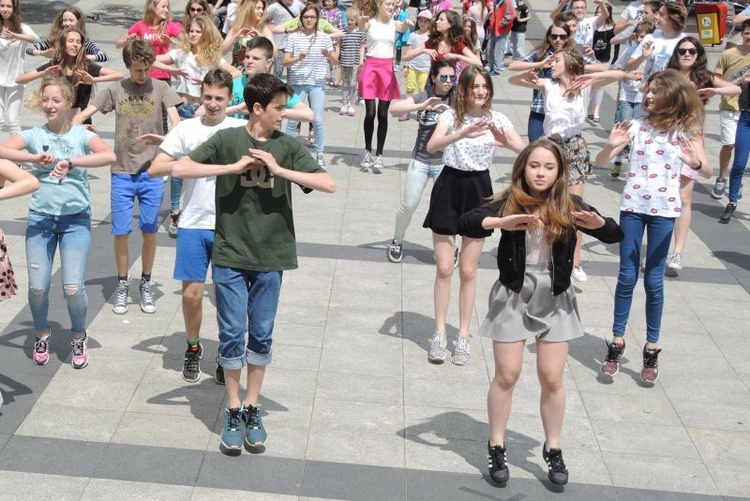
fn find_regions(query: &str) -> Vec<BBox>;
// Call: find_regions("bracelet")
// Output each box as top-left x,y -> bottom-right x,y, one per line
63,158 -> 73,169
691,160 -> 702,171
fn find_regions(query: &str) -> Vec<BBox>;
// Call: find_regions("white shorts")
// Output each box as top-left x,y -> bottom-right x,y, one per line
720,110 -> 740,146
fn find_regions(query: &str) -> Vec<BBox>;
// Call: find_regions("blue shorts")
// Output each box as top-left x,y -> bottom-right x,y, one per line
111,171 -> 164,235
173,229 -> 214,282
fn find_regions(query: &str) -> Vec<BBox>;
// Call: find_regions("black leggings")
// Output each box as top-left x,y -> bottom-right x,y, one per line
364,99 -> 391,156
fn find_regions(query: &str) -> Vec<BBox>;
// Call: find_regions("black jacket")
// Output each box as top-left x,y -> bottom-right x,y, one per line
458,195 -> 624,295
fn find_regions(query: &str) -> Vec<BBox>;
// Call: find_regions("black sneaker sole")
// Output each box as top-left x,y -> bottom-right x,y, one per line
664,267 -> 680,278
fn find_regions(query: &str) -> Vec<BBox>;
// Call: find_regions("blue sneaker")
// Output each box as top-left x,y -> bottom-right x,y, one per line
220,407 -> 243,450
242,404 -> 267,447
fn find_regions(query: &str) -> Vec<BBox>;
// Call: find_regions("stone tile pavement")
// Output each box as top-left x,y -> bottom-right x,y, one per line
0,0 -> 749,499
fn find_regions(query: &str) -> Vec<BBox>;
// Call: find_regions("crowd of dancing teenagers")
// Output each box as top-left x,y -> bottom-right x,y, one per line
0,0 -> 744,487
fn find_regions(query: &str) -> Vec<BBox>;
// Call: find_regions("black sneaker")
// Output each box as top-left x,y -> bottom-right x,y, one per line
387,240 -> 403,263
543,444 -> 569,485
719,202 -> 737,224
602,339 -> 626,376
641,345 -> 661,383
215,355 -> 225,385
487,441 -> 510,483
182,343 -> 203,383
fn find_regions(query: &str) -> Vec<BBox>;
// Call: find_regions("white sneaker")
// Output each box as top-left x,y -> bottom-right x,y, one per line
571,265 -> 587,282
372,155 -> 384,172
360,150 -> 375,169
665,253 -> 682,277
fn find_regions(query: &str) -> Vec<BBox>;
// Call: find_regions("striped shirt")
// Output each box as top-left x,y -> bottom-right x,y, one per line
26,37 -> 108,63
338,29 -> 365,68
286,31 -> 334,86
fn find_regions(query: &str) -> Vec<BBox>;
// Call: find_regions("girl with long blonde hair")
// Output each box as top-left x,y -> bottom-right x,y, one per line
223,0 -> 274,70
459,139 -> 623,486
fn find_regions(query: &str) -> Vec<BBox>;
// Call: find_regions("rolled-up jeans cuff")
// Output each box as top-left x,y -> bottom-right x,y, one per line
246,347 -> 272,367
219,354 -> 246,371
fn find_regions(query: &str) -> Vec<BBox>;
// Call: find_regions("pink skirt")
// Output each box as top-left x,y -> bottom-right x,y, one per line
358,57 -> 401,101
680,162 -> 700,181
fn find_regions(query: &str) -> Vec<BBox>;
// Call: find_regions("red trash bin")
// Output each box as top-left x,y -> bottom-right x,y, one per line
695,3 -> 729,45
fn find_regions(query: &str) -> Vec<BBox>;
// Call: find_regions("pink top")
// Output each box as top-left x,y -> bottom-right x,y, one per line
128,20 -> 182,79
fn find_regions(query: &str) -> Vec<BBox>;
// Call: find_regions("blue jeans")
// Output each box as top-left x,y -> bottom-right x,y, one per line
214,265 -> 283,370
612,211 -> 675,344
285,84 -> 325,155
487,33 -> 509,72
394,159 -> 443,242
25,208 -> 91,334
729,110 -> 750,203
614,100 -> 640,123
528,111 -> 545,142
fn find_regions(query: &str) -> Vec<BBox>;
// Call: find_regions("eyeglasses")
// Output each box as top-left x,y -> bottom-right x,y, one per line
301,15 -> 317,19
677,48 -> 698,55
549,34 -> 568,41
189,7 -> 204,12
438,74 -> 457,83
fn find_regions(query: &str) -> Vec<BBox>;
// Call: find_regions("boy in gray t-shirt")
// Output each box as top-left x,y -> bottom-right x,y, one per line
74,40 -> 182,317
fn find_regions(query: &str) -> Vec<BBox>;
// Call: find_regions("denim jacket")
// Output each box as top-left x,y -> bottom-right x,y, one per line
458,195 -> 624,295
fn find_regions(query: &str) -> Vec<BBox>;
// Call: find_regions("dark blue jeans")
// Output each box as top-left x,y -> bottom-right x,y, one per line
528,111 -> 545,142
728,110 -> 750,203
612,211 -> 675,344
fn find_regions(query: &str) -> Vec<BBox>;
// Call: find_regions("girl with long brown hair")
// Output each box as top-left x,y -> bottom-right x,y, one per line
27,6 -> 108,63
422,65 -> 524,367
459,139 -> 623,486
595,69 -> 709,383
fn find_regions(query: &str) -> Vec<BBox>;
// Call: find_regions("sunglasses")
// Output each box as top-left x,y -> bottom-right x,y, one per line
549,34 -> 568,41
438,74 -> 457,83
677,48 -> 698,55
189,7 -> 204,12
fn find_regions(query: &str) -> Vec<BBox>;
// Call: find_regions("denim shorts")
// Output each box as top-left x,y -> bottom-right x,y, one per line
110,171 -> 164,235
214,264 -> 283,370
173,229 -> 214,282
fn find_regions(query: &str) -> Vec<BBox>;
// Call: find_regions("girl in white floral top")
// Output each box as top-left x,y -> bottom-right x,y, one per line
421,65 -> 525,367
594,69 -> 710,384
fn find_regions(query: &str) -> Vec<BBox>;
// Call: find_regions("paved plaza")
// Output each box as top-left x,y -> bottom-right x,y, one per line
1,0 -> 750,499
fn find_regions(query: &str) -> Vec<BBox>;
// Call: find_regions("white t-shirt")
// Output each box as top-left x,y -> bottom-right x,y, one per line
438,109 -> 514,172
159,116 -> 247,229
621,1 -> 644,22
575,16 -> 597,48
0,24 -> 38,87
621,118 -> 683,217
630,30 -> 686,83
167,49 -> 227,97
542,79 -> 591,138
366,18 -> 396,58
614,44 -> 644,103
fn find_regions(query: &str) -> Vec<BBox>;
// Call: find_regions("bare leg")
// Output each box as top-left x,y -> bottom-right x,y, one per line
433,232 -> 456,335
141,232 -> 156,276
114,235 -> 129,277
488,340 -> 526,446
243,365 -> 266,407
457,236 -> 485,339
568,184 -> 585,269
536,340 -> 569,449
182,281 -> 205,342
719,144 -> 734,180
225,368 -> 242,408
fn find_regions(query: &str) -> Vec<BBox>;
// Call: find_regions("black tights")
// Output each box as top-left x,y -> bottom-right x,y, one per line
364,99 -> 391,156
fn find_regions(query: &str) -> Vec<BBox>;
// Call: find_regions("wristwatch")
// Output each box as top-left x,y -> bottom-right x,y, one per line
691,160 -> 702,171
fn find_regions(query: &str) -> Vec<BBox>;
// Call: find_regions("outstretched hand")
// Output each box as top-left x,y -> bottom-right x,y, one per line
571,210 -> 605,230
494,213 -> 540,231
606,121 -> 631,150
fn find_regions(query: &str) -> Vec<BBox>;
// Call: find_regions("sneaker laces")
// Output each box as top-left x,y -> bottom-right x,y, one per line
605,341 -> 624,362
430,334 -> 446,350
643,348 -> 661,369
454,337 -> 470,354
34,336 -> 49,354
140,279 -> 154,303
226,408 -> 241,431
545,448 -> 567,472
116,280 -> 128,302
184,350 -> 200,373
245,406 -> 262,429
71,336 -> 86,356
488,444 -> 507,469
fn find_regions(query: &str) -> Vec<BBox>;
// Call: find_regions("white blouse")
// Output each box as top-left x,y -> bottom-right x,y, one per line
438,109 -> 513,172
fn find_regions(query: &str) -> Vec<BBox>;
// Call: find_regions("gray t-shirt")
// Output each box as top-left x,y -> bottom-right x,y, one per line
91,78 -> 182,174
412,91 -> 451,164
266,0 -> 305,50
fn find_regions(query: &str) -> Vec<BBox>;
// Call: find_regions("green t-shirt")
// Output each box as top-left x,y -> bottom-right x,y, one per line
188,126 -> 323,271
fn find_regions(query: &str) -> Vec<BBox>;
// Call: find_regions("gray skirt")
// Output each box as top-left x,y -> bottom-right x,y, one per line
479,263 -> 584,343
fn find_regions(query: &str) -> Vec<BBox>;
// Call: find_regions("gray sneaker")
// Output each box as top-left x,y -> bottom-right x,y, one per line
372,155 -> 384,172
139,278 -> 156,314
452,337 -> 471,366
360,150 -> 375,169
112,278 -> 129,314
387,240 -> 403,263
711,177 -> 727,200
665,253 -> 682,277
316,152 -> 325,168
427,333 -> 447,363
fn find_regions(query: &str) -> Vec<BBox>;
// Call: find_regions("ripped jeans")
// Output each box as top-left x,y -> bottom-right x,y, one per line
25,208 -> 91,334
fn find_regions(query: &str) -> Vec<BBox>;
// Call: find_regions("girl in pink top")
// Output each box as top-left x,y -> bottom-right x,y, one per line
116,0 -> 182,80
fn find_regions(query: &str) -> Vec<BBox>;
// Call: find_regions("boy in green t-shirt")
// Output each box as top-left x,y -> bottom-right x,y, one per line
177,73 -> 336,453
